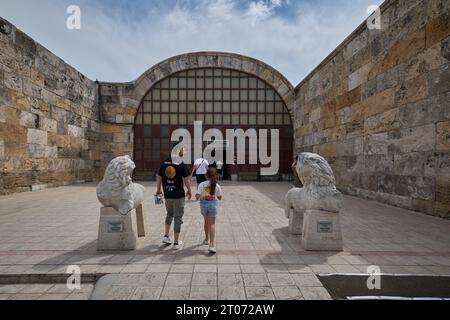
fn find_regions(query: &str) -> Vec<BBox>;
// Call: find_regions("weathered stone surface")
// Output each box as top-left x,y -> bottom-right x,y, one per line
40,118 -> 57,133
348,62 -> 372,91
19,111 -> 38,128
394,152 -> 436,177
97,207 -> 141,251
437,121 -> 450,151
0,105 -> 6,123
442,36 -> 450,60
399,94 -> 450,128
364,108 -> 400,134
27,128 -> 47,145
436,176 -> 450,205
0,18 -> 97,195
425,12 -> 450,48
28,144 -> 57,159
427,62 -> 450,96
406,43 -> 446,80
388,124 -> 436,153
376,28 -> 426,77
362,88 -> 395,119
302,209 -> 343,251
394,176 -> 435,200
293,0 -> 448,217
395,75 -> 429,106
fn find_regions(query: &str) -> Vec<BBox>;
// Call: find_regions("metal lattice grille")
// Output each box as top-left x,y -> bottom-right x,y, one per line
134,68 -> 293,177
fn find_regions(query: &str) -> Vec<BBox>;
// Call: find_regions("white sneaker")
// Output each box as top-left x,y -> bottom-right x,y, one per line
208,246 -> 217,254
203,239 -> 209,245
162,236 -> 172,244
173,241 -> 184,250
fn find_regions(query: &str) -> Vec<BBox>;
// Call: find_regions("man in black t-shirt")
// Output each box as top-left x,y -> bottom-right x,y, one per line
156,146 -> 192,250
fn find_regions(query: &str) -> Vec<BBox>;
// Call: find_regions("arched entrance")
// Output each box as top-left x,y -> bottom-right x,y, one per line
131,52 -> 295,180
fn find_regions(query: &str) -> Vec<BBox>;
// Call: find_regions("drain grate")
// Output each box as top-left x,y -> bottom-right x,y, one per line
318,274 -> 450,300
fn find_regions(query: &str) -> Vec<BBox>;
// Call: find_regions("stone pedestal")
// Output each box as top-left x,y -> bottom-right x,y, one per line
288,211 -> 303,235
97,204 -> 148,251
301,209 -> 343,251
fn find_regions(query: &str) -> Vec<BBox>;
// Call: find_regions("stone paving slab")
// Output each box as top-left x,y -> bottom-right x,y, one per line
0,181 -> 450,300
0,283 -> 94,300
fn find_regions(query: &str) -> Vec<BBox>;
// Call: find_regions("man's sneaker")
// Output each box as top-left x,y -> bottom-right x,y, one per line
203,239 -> 209,245
162,236 -> 172,244
173,241 -> 184,250
208,246 -> 217,254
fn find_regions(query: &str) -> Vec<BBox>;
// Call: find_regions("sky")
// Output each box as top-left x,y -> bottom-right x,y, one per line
0,0 -> 383,85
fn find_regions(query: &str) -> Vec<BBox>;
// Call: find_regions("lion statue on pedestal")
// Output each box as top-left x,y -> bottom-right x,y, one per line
285,153 -> 343,233
96,155 -> 145,215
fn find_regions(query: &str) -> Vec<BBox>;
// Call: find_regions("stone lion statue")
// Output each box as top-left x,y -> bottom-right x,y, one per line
285,153 -> 343,232
96,155 -> 145,215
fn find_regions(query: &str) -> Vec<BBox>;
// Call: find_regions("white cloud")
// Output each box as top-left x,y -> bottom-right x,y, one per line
0,0 -> 383,85
245,0 -> 284,25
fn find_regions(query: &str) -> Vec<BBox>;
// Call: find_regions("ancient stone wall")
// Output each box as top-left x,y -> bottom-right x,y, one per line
294,0 -> 450,218
0,17 -> 101,194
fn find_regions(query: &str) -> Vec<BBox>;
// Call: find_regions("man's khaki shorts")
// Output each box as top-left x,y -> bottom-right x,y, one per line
164,198 -> 185,233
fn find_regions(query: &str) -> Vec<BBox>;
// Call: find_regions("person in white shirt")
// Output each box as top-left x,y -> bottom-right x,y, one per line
191,157 -> 209,185
196,168 -> 222,254
216,160 -> 224,180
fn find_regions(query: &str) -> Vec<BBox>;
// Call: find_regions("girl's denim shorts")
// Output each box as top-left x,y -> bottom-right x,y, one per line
200,200 -> 219,217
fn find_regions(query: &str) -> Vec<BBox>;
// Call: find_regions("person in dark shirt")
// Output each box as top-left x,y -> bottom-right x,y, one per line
156,146 -> 192,250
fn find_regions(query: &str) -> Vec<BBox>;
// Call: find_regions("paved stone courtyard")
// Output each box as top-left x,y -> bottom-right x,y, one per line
0,181 -> 450,300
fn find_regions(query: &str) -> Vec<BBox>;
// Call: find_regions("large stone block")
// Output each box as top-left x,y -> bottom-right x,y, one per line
394,175 -> 435,200
97,205 -> 148,251
437,152 -> 450,177
405,42 -> 446,80
383,28 -> 426,72
301,210 -> 343,251
434,202 -> 450,219
337,137 -> 363,157
28,144 -> 57,159
4,72 -> 22,92
19,111 -> 38,128
348,62 -> 373,91
393,152 -> 436,177
387,124 -> 436,153
362,88 -> 396,119
67,124 -> 84,138
365,132 -> 388,155
395,74 -> 429,106
427,62 -> 450,96
365,154 -> 394,173
442,35 -> 450,60
399,94 -> 449,128
437,121 -> 450,151
436,176 -> 450,205
27,128 -> 47,145
425,12 -> 450,48
335,86 -> 361,110
317,142 -> 337,158
0,105 -> 5,123
40,117 -> 57,133
364,108 -> 400,134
